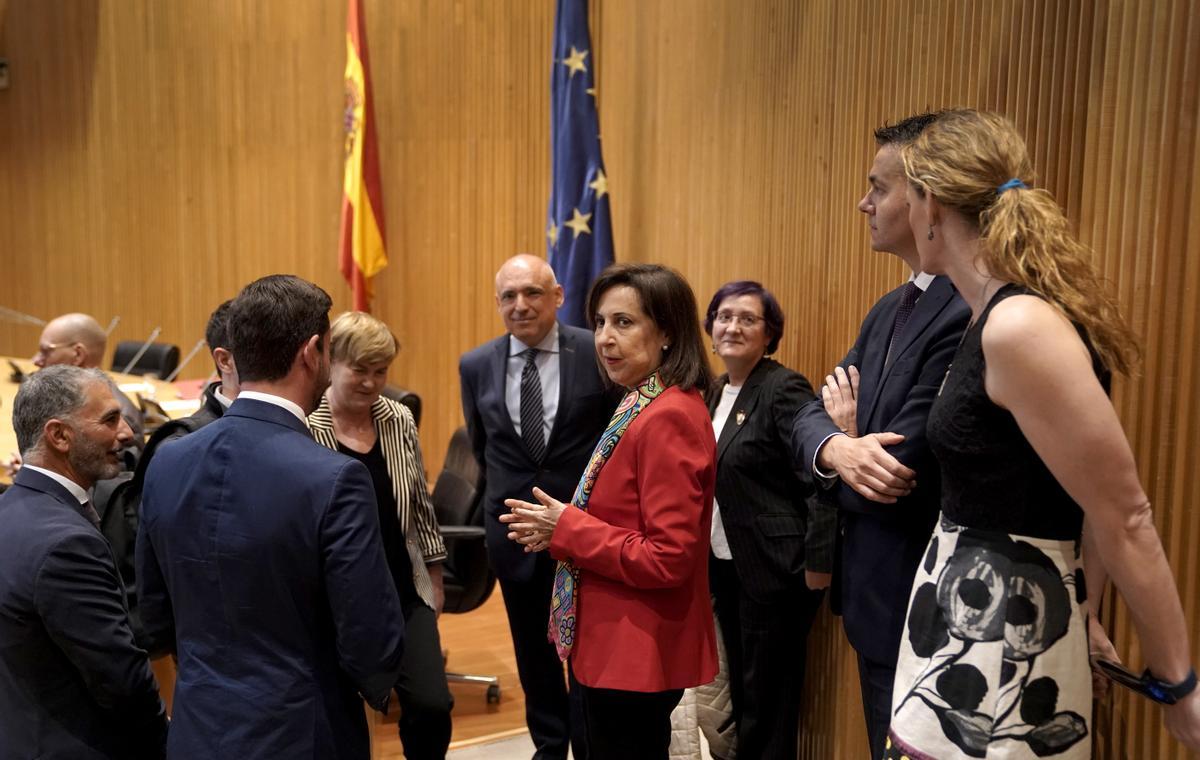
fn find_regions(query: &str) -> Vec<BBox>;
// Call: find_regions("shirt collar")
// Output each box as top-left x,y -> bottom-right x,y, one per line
213,386 -> 234,409
237,390 -> 307,423
910,271 -> 936,292
21,464 -> 90,504
509,322 -> 561,357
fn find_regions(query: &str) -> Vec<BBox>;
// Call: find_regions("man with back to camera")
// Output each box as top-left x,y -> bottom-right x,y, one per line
791,113 -> 970,760
459,254 -> 617,760
0,365 -> 167,759
137,274 -> 405,760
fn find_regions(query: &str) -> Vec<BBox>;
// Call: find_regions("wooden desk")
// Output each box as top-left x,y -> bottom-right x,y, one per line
0,357 -> 200,483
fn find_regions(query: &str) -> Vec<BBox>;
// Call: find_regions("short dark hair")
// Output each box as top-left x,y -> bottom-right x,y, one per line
586,263 -> 712,392
703,280 -> 786,354
13,366 -> 106,455
205,300 -> 233,352
874,111 -> 945,146
227,275 -> 332,383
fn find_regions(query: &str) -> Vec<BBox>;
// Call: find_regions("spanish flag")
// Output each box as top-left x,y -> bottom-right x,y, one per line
339,0 -> 387,312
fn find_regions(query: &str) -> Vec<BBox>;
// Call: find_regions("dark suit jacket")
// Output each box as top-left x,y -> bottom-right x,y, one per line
459,324 -> 616,582
0,468 -> 167,760
791,275 -> 969,661
137,398 -> 405,760
707,358 -> 835,603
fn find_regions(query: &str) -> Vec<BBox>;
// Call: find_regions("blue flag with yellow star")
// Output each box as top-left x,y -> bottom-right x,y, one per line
547,0 -> 613,328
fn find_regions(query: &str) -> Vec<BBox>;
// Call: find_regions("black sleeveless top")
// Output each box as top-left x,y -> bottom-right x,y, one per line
337,438 -> 418,605
927,284 -> 1106,540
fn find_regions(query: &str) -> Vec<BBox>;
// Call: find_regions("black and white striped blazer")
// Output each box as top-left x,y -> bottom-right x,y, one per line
308,395 -> 447,610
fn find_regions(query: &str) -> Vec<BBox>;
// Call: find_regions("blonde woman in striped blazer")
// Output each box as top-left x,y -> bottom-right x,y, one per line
308,311 -> 453,760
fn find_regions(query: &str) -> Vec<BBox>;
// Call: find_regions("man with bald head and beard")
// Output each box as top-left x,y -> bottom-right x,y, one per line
0,365 -> 167,759
460,254 -> 616,760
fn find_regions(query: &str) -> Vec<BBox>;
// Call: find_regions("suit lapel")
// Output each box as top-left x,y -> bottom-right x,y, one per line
715,360 -> 771,463
490,335 -> 521,442
545,326 -> 575,452
857,287 -> 903,430
863,276 -> 955,425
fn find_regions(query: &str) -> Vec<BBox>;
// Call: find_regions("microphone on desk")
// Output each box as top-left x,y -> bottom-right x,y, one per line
104,316 -> 121,336
119,327 -> 163,375
164,339 -> 207,383
0,306 -> 46,327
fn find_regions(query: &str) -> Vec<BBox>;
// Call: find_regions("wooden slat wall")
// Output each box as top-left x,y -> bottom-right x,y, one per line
0,2 -> 1197,757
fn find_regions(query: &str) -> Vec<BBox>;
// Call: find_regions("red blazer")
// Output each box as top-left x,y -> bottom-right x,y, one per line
550,385 -> 718,692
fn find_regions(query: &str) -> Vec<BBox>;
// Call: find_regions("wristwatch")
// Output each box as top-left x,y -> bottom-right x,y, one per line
1145,668 -> 1198,705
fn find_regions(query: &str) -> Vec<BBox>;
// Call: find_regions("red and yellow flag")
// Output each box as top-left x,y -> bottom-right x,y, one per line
339,0 -> 387,312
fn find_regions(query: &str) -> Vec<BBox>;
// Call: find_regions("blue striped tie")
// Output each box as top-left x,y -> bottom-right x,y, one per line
520,349 -> 546,462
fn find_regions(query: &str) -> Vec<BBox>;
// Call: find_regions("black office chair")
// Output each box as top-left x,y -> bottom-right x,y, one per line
381,385 -> 422,428
433,426 -> 500,703
111,341 -> 180,380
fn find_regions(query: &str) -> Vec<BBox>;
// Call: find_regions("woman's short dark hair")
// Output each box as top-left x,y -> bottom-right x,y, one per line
227,275 -> 332,383
586,263 -> 712,392
703,280 -> 786,354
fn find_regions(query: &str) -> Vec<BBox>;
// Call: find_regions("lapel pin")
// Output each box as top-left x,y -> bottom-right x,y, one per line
735,410 -> 746,426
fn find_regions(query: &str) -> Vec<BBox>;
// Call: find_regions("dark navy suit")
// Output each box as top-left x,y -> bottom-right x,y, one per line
459,323 -> 615,760
0,467 -> 167,760
137,397 -> 405,760
792,275 -> 968,759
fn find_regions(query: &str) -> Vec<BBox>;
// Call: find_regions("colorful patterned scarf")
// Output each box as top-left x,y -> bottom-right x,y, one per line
547,372 -> 666,660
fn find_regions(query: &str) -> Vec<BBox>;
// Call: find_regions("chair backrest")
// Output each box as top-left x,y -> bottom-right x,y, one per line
432,426 -> 493,614
111,341 -> 180,380
380,385 -> 421,428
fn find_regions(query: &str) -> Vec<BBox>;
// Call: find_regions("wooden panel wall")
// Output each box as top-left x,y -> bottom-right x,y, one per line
0,1 -> 1197,757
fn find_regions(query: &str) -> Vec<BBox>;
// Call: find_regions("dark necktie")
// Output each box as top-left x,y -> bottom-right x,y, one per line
81,499 -> 101,528
887,282 -> 922,364
520,349 -> 546,463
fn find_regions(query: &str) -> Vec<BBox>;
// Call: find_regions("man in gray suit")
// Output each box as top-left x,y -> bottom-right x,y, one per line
459,254 -> 615,760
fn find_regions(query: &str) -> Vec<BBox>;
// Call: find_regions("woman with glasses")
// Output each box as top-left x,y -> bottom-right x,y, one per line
701,280 -> 836,759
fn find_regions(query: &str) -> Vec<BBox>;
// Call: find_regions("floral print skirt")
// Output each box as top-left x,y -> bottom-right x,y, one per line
885,513 -> 1091,759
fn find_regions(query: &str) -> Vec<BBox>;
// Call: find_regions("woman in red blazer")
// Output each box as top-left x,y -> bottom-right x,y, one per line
502,263 -> 718,760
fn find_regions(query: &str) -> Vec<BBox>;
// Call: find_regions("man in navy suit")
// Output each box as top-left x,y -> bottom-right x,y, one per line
0,365 -> 167,759
138,275 -> 405,760
792,113 -> 970,760
460,254 -> 615,760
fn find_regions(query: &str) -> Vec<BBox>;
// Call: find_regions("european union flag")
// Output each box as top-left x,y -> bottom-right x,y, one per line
546,0 -> 613,328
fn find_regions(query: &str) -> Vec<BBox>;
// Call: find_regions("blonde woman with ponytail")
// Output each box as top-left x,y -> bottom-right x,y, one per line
881,109 -> 1199,758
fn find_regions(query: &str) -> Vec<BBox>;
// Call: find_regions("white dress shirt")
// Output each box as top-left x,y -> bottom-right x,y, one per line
237,390 -> 306,424
22,464 -> 90,505
505,324 -> 561,443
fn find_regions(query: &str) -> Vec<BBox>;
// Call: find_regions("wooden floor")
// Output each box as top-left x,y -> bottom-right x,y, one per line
151,590 -> 529,759
370,591 -> 528,758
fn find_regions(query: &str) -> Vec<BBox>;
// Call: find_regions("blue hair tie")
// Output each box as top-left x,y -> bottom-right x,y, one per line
997,178 -> 1027,194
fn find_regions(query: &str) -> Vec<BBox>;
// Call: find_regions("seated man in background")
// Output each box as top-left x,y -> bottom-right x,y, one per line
0,365 -> 167,759
32,312 -> 145,454
138,275 -> 405,760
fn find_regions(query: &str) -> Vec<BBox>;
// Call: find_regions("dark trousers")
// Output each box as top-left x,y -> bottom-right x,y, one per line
710,555 -> 825,760
856,651 -> 897,760
395,600 -> 454,760
578,683 -> 683,760
498,552 -> 587,760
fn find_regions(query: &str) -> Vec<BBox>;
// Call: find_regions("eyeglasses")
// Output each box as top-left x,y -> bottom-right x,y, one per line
35,341 -> 75,356
714,312 -> 763,328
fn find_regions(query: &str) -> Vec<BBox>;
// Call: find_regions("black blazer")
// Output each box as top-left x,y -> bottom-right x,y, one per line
0,467 -> 167,760
459,324 -> 617,582
707,358 -> 835,603
791,275 -> 970,660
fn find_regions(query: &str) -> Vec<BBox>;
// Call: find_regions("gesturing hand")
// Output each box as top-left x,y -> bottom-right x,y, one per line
822,365 -> 860,436
822,432 -> 916,504
500,487 -> 568,553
